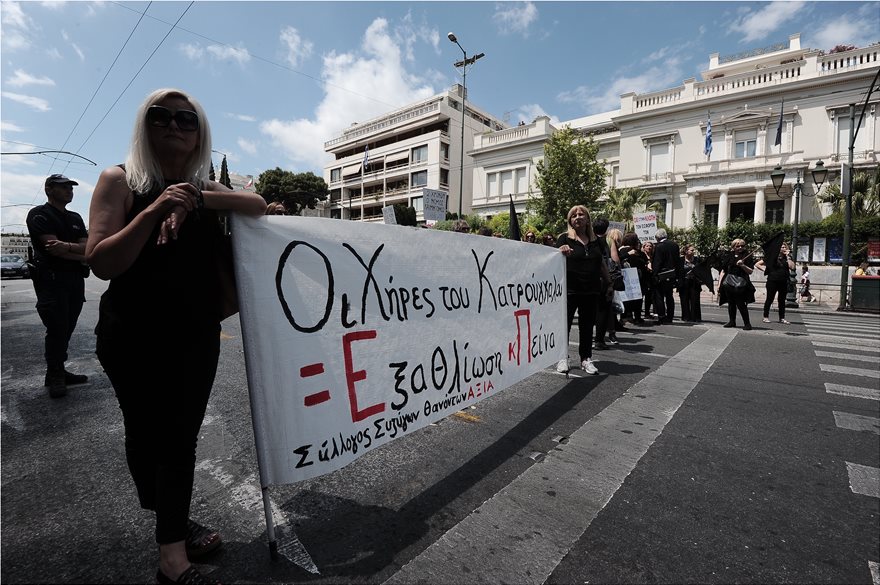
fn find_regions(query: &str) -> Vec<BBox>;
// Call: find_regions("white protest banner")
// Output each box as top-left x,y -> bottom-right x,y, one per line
382,206 -> 397,225
608,221 -> 626,234
231,215 -> 567,485
618,267 -> 643,301
422,188 -> 448,222
633,212 -> 658,242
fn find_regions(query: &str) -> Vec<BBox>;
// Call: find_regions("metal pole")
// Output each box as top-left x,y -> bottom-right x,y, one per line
458,59 -> 467,220
838,104 -> 855,310
785,172 -> 801,308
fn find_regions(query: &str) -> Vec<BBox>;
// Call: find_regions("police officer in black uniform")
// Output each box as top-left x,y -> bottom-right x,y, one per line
26,174 -> 89,398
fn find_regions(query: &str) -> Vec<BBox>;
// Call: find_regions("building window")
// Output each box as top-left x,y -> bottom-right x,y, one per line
330,168 -> 341,182
648,142 -> 670,176
412,145 -> 428,163
765,200 -> 785,224
836,113 -> 868,154
440,143 -> 449,160
411,170 -> 427,187
704,204 -> 719,225
730,202 -> 755,222
516,168 -> 528,194
411,196 -> 423,212
735,129 -> 757,158
611,165 -> 619,187
653,200 -> 667,225
440,169 -> 449,186
330,188 -> 342,203
487,173 -> 498,197
500,170 -> 514,195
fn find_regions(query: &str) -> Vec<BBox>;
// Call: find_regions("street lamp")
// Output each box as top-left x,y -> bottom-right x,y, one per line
448,32 -> 484,220
770,160 -> 828,307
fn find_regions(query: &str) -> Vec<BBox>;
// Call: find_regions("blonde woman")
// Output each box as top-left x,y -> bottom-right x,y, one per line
556,206 -> 612,375
717,238 -> 756,330
87,88 -> 266,584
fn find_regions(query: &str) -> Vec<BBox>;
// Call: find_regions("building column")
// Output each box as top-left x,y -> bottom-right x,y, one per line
754,187 -> 766,224
665,195 -> 673,228
718,190 -> 729,227
685,192 -> 696,228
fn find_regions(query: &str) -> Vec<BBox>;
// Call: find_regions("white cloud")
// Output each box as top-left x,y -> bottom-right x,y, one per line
280,26 -> 313,68
493,1 -> 538,36
179,43 -> 204,60
71,42 -> 84,61
558,63 -> 684,114
6,69 -> 55,88
807,4 -> 880,52
40,1 -> 68,10
206,44 -> 251,64
395,11 -> 440,61
237,138 -> 257,155
516,104 -> 560,126
1,121 -> 25,132
46,47 -> 63,59
261,17 -> 435,171
1,91 -> 51,112
226,113 -> 257,122
1,1 -> 34,50
727,1 -> 805,44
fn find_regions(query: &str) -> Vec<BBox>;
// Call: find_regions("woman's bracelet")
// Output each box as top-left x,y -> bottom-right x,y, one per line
195,189 -> 205,210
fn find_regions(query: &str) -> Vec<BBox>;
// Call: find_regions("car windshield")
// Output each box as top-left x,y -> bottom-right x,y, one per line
1,255 -> 23,263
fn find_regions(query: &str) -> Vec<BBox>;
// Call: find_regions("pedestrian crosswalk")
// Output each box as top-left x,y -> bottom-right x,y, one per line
804,314 -> 880,581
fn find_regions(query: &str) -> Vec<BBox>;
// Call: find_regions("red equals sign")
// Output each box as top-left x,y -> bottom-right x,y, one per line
300,363 -> 330,406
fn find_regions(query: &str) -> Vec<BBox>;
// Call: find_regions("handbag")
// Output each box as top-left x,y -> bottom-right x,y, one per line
656,268 -> 676,284
722,273 -> 749,292
606,258 -> 626,291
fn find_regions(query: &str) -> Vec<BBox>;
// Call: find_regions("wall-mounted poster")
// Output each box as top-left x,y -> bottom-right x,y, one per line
867,238 -> 880,262
812,237 -> 826,263
828,237 -> 843,263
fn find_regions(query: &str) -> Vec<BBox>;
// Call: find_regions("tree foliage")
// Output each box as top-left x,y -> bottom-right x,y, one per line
528,126 -> 607,233
392,204 -> 417,226
219,156 -> 232,189
817,166 -> 880,217
596,187 -> 661,231
255,168 -> 329,215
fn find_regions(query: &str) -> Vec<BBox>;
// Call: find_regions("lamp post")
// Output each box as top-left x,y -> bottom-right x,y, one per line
448,32 -> 484,220
770,160 -> 828,307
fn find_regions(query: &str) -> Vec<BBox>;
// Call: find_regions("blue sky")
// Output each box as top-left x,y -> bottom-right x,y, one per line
2,0 -> 878,231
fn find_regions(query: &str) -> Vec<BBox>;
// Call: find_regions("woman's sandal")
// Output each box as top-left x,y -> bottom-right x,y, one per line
185,519 -> 223,558
156,566 -> 221,584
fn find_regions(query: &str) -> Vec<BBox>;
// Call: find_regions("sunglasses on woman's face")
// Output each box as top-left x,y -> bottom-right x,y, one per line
146,105 -> 199,131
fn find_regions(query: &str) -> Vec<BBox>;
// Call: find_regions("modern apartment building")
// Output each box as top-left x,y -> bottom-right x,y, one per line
473,34 -> 878,229
324,34 -> 878,228
322,84 -> 506,221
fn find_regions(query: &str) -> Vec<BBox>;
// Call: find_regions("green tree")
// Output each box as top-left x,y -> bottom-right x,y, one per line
392,204 -> 417,226
817,166 -> 880,217
596,187 -> 661,231
256,168 -> 329,215
209,160 -> 216,182
219,156 -> 232,189
528,126 -> 607,233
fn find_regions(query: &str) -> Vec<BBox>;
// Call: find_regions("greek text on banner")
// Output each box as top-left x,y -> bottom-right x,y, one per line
231,215 -> 568,485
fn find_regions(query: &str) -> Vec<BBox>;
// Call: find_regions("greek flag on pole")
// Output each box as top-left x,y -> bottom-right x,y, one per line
363,146 -> 369,167
774,99 -> 785,147
704,113 -> 712,157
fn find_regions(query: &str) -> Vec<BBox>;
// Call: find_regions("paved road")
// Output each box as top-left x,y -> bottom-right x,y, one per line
2,277 -> 878,584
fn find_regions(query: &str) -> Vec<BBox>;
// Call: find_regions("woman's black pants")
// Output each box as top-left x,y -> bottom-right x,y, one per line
567,293 -> 597,360
764,279 -> 787,319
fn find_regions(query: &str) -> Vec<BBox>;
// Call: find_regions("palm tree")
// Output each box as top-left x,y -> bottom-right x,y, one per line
597,187 -> 662,230
817,166 -> 880,217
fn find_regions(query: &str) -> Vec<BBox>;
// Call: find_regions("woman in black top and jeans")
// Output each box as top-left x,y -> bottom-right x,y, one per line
756,242 -> 794,324
556,205 -> 612,375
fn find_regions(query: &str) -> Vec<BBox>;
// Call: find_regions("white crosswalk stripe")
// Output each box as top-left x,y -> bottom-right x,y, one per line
812,341 -> 880,353
845,462 -> 880,498
825,383 -> 880,401
806,333 -> 879,347
815,351 -> 878,363
820,364 -> 880,379
833,411 -> 880,434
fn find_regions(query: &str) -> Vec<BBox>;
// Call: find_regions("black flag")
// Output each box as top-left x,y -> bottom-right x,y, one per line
508,195 -> 522,241
762,231 -> 786,269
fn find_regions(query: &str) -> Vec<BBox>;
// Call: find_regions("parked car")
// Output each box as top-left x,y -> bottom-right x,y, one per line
1,254 -> 30,279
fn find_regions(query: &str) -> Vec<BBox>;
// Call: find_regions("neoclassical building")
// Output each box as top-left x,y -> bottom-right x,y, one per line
325,34 -> 878,228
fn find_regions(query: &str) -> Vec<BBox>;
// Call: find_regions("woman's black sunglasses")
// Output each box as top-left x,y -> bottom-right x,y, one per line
146,105 -> 199,131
